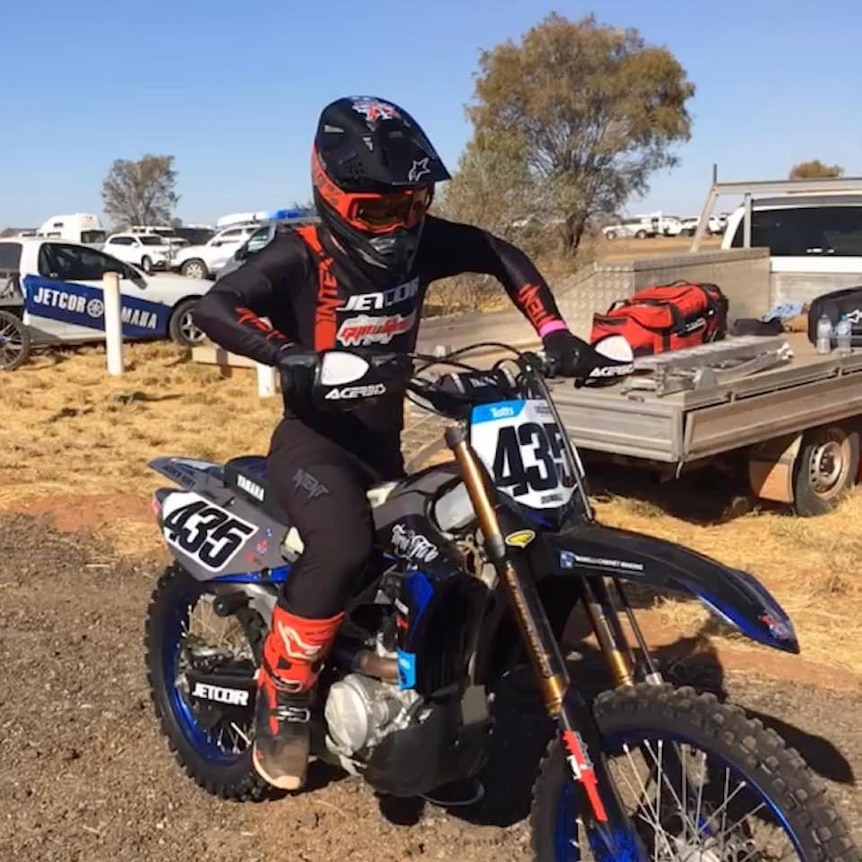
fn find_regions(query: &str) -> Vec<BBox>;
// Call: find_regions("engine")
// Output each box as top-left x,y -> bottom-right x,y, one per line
323,673 -> 419,760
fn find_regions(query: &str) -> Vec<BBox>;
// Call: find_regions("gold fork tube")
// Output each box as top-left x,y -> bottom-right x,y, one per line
581,579 -> 634,688
447,427 -> 569,716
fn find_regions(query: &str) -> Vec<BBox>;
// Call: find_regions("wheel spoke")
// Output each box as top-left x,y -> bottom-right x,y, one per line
619,740 -> 796,861
176,594 -> 256,758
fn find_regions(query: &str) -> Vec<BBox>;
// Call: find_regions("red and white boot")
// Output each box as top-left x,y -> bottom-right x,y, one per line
252,605 -> 343,790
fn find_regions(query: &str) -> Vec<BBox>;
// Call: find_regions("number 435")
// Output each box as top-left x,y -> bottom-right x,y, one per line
493,421 -> 574,497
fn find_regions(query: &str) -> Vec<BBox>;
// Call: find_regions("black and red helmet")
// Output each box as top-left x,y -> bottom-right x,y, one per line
312,96 -> 450,279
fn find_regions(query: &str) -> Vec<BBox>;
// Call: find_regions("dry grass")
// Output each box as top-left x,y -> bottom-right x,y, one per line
593,234 -> 721,261
1,231 -> 857,677
0,342 -> 277,500
593,487 -> 862,674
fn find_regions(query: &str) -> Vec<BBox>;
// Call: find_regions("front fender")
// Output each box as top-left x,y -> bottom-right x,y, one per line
545,522 -> 799,654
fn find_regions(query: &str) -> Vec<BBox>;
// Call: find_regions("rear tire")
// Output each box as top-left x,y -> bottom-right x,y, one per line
141,255 -> 153,274
144,563 -> 269,801
530,684 -> 859,861
793,423 -> 859,516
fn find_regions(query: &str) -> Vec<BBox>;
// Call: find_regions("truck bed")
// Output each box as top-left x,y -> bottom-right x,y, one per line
551,333 -> 862,465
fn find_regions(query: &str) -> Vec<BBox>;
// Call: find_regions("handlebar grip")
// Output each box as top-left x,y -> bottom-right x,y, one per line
277,351 -> 318,368
278,366 -> 295,395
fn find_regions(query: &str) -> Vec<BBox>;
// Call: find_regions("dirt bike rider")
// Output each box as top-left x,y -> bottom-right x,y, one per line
192,95 -> 592,793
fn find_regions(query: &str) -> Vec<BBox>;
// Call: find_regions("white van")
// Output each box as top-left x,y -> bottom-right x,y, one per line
36,213 -> 107,245
722,193 -> 862,275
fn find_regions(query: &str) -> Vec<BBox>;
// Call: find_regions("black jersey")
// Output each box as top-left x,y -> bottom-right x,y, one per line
192,216 -> 566,435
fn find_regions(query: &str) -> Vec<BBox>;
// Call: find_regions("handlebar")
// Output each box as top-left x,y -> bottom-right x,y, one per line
275,336 -> 634,414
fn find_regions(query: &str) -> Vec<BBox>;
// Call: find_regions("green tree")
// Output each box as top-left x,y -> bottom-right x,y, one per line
465,13 -> 695,254
436,136 -> 536,238
101,155 -> 179,227
789,160 -> 844,180
434,138 -> 548,312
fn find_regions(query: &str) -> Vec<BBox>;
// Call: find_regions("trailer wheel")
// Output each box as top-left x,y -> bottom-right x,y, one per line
0,310 -> 31,371
793,424 -> 859,516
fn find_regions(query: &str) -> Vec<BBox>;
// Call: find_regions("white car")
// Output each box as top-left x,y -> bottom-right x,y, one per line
171,224 -> 259,279
103,233 -> 173,274
679,215 -> 724,237
601,218 -> 656,240
0,237 -> 214,354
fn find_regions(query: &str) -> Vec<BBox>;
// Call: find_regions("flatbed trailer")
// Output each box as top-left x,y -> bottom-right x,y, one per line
551,332 -> 862,515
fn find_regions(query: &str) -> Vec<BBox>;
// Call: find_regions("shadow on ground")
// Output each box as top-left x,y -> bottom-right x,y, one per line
377,623 -> 856,830
585,459 -> 785,526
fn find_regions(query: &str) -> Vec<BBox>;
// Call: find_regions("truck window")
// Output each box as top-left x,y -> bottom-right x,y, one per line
246,226 -> 273,254
731,206 -> 862,256
0,243 -> 22,270
38,243 -> 124,281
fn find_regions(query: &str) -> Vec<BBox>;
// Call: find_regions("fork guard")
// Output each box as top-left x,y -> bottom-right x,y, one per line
545,522 -> 799,654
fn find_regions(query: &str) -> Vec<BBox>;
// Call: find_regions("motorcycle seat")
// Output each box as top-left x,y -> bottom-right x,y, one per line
224,455 -> 398,527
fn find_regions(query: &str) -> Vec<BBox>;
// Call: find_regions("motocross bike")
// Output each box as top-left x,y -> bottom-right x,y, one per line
144,336 -> 859,861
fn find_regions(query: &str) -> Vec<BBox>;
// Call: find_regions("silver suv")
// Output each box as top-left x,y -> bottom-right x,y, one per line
216,216 -> 319,280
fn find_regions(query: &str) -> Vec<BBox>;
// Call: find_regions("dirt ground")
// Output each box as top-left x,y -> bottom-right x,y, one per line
0,512 -> 859,861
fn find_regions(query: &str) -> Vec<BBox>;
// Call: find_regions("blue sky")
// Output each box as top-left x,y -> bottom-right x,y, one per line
2,0 -> 860,228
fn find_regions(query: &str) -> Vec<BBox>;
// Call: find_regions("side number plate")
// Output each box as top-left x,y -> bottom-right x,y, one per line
161,491 -> 258,573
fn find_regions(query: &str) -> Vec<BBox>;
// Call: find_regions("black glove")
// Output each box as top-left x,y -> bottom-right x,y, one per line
276,344 -> 317,400
542,329 -> 589,378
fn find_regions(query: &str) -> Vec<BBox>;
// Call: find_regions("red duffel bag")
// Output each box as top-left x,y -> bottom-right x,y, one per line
590,281 -> 728,356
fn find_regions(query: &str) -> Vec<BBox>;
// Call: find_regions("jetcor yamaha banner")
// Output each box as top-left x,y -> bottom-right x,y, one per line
22,275 -> 171,339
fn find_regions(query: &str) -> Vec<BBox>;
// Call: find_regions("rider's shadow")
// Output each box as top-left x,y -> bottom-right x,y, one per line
434,616 -> 856,830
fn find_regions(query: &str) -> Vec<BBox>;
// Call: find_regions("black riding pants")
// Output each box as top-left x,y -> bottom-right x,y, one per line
267,412 -> 403,619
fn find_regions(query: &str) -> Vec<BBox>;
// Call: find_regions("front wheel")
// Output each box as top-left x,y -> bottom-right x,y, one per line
181,258 -> 209,279
0,310 -> 31,371
168,298 -> 206,346
531,684 -> 859,861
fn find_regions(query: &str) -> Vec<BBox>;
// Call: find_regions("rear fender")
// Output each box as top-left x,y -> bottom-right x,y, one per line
147,456 -> 295,582
546,522 -> 799,654
148,456 -> 226,494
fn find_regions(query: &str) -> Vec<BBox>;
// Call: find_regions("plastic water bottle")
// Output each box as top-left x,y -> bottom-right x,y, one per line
836,314 -> 853,357
816,313 -> 833,354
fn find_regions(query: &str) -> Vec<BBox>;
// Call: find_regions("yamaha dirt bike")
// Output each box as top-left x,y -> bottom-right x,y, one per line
144,336 -> 859,861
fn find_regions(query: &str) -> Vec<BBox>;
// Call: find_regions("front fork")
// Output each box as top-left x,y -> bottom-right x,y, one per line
446,425 -> 648,859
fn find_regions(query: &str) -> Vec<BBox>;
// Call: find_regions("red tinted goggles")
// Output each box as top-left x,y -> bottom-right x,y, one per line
313,149 -> 432,234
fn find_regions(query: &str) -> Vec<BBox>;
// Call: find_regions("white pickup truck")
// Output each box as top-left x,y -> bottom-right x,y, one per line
0,237 -> 214,370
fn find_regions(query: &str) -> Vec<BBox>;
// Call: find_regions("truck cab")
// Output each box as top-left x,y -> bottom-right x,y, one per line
722,193 -> 862,276
36,213 -> 107,245
0,237 -> 214,352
